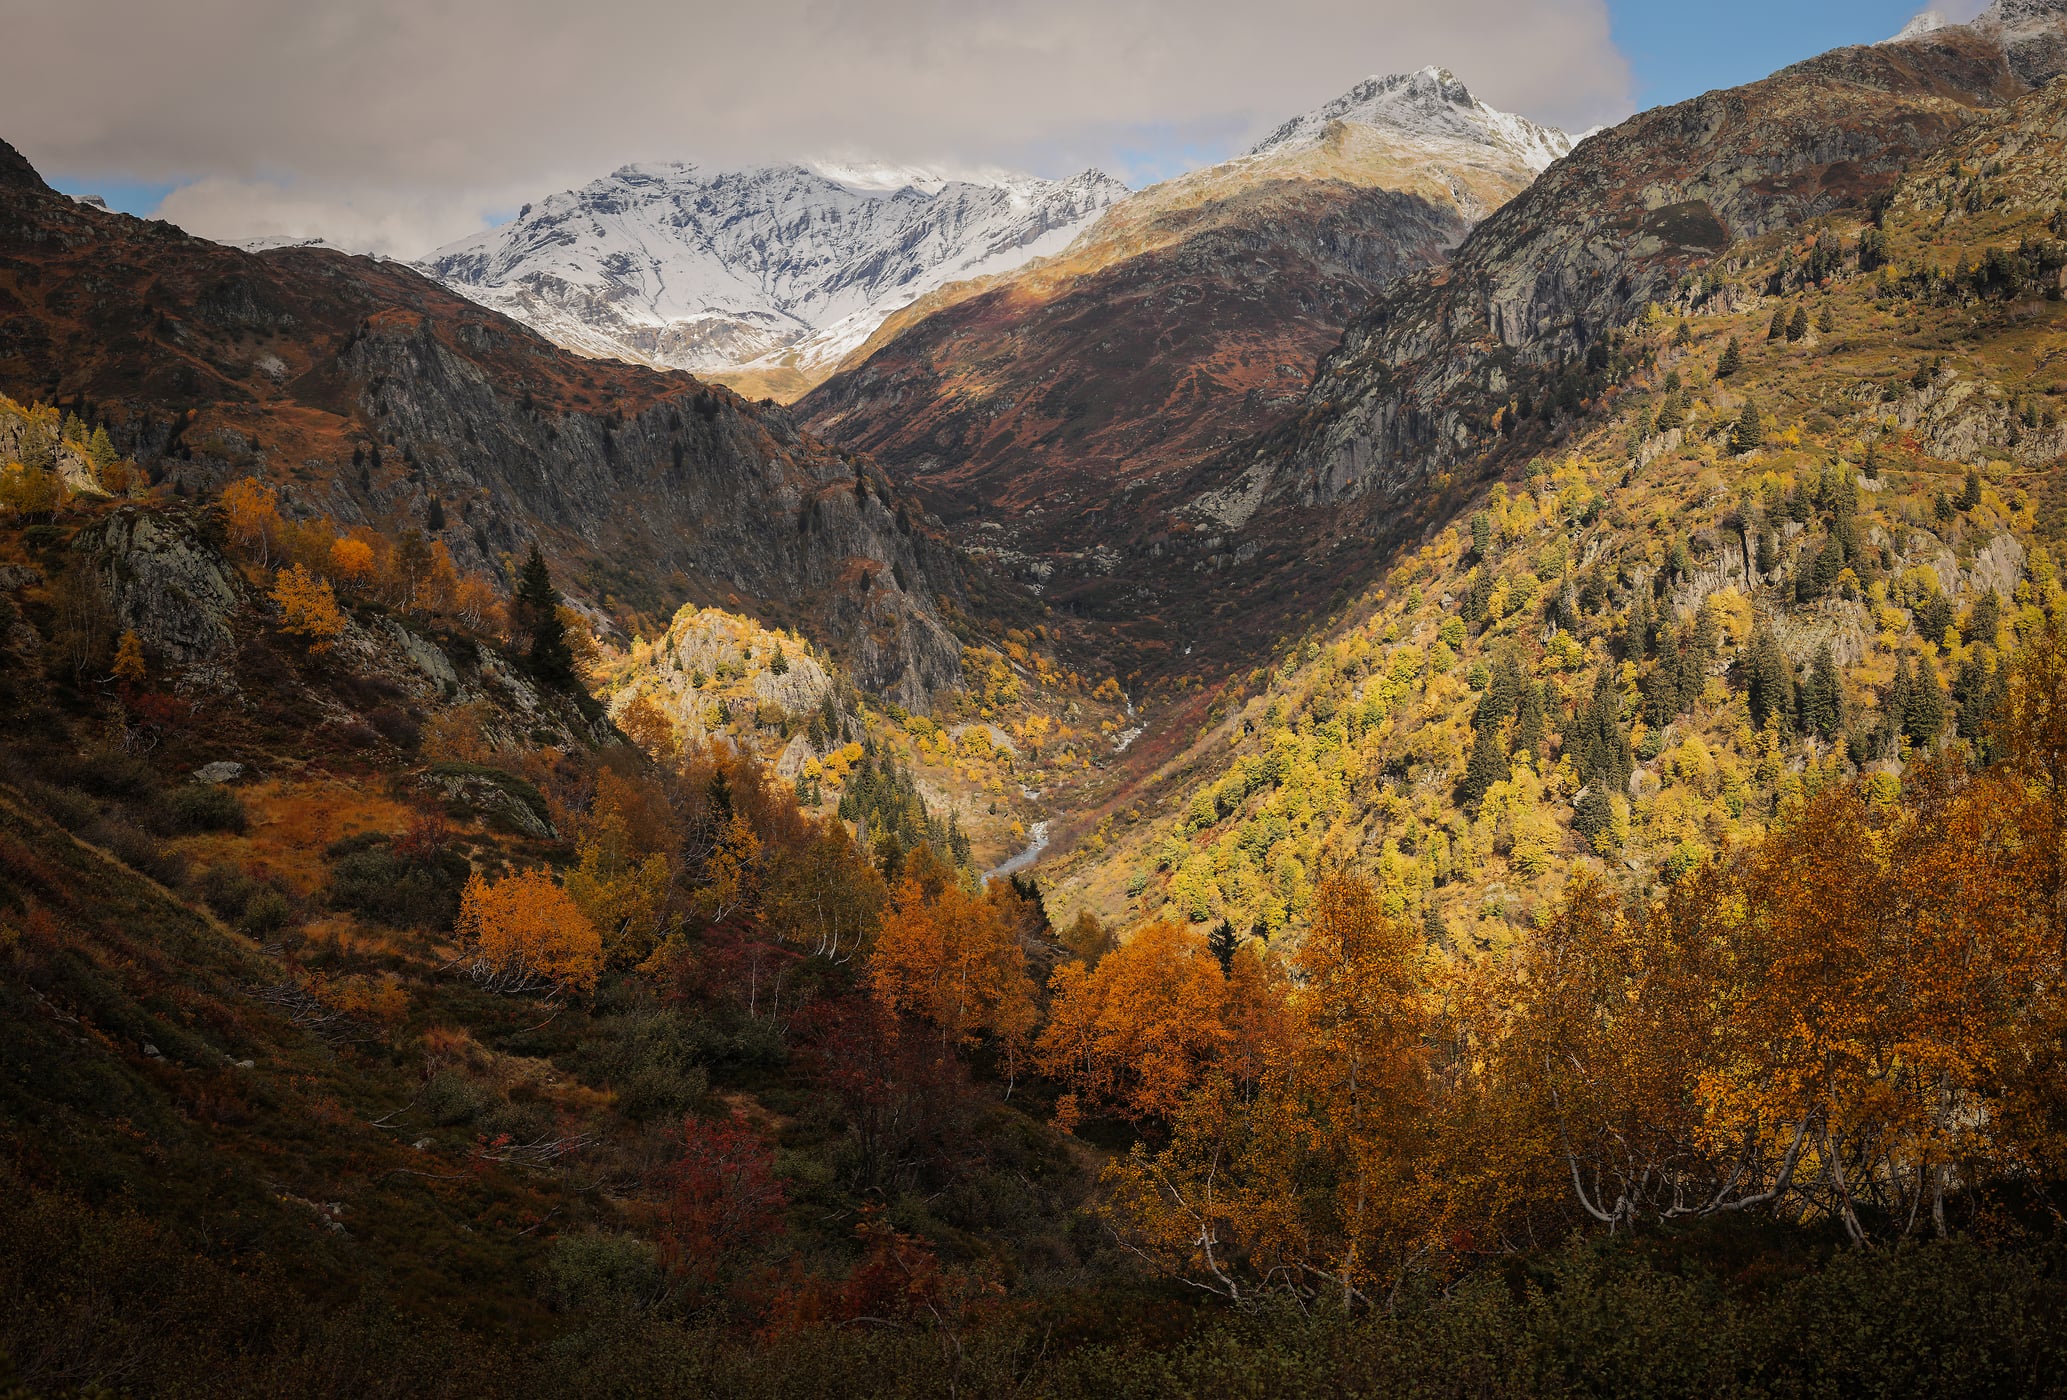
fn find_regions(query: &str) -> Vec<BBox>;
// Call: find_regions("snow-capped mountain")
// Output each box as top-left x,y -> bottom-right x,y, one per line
1245,66 -> 1572,173
418,162 -> 1128,389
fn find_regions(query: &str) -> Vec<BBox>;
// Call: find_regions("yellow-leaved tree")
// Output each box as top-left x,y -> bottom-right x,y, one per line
270,563 -> 346,654
563,802 -> 674,967
457,868 -> 601,995
1037,919 -> 1230,1122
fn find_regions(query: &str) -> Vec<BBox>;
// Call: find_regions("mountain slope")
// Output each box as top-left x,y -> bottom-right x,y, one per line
0,143 -> 972,705
798,69 -> 1564,683
1268,12 -> 2061,518
418,163 -> 1127,397
1056,70 -> 2067,945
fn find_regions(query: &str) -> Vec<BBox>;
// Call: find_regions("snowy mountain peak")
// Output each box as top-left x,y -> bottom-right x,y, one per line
1884,10 -> 1950,41
418,161 -> 1127,387
1245,66 -> 1573,173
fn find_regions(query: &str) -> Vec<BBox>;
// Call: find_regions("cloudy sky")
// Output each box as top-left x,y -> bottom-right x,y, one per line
5,0 -> 1987,258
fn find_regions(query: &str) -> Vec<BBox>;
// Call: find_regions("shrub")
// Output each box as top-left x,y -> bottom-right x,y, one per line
537,1232 -> 661,1314
366,705 -> 422,750
420,1069 -> 489,1126
155,785 -> 248,835
325,835 -> 469,930
568,1010 -> 709,1123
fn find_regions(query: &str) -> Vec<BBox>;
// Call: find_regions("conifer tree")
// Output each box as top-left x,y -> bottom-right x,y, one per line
1768,307 -> 1788,341
1624,581 -> 1655,659
1747,626 -> 1794,731
1511,680 -> 1547,760
1459,724 -> 1510,807
1786,305 -> 1810,342
1575,666 -> 1633,795
514,545 -> 575,687
1906,656 -> 1947,746
1731,400 -> 1763,454
1718,337 -> 1742,377
1207,918 -> 1239,976
1799,645 -> 1844,738
1959,470 -> 1983,511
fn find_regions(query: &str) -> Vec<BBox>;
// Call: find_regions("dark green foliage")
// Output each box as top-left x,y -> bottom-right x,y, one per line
1746,627 -> 1794,733
1573,787 -> 1615,846
154,784 -> 248,835
1653,390 -> 1685,433
1730,400 -> 1763,454
1461,568 -> 1495,624
1915,590 -> 1955,643
514,544 -> 575,688
1470,510 -> 1493,561
1959,470 -> 1984,511
837,751 -> 963,876
1767,306 -> 1788,341
1955,655 -> 2009,761
565,1008 -> 710,1124
1573,667 -> 1632,796
1207,919 -> 1238,976
1965,590 -> 2002,645
1798,646 -> 1845,739
1622,585 -> 1654,659
1458,726 -> 1509,807
1786,305 -> 1810,342
1757,527 -> 1780,575
1905,656 -> 1947,747
324,832 -> 470,930
1511,681 -> 1547,760
1473,656 -> 1523,733
1717,337 -> 1741,377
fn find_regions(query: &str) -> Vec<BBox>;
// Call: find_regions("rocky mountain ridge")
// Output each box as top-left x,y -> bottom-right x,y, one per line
0,141 -> 972,706
798,69 -> 1565,683
419,162 -> 1128,399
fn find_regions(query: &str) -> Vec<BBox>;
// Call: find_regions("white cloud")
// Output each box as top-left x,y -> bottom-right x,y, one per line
3,0 -> 1633,258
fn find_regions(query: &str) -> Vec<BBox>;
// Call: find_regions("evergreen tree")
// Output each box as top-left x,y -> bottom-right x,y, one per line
1958,470 -> 1984,511
1731,400 -> 1763,454
1470,510 -> 1494,561
1965,589 -> 2002,646
1884,654 -> 1915,751
1680,602 -> 1719,710
1573,787 -> 1616,847
1905,657 -> 1947,746
1458,724 -> 1510,807
1818,305 -> 1836,334
1623,581 -> 1655,659
514,545 -> 575,687
1757,527 -> 1781,575
1718,337 -> 1742,377
425,495 -> 446,532
1786,305 -> 1810,342
1208,918 -> 1239,976
1511,680 -> 1547,760
1653,390 -> 1685,432
1767,307 -> 1789,341
1798,645 -> 1844,738
1461,567 -> 1496,624
1747,626 -> 1795,731
1575,666 -> 1633,795
1954,656 -> 2008,762
1474,655 -> 1523,732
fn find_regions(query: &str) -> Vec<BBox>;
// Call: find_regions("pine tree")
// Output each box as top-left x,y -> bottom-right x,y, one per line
1731,400 -> 1763,454
1747,626 -> 1794,731
1768,307 -> 1789,341
1459,724 -> 1510,807
1958,470 -> 1983,511
1654,390 -> 1685,432
1718,337 -> 1742,377
1207,918 -> 1239,976
1798,645 -> 1844,738
514,545 -> 575,687
1575,666 -> 1633,794
1905,656 -> 1946,746
1884,654 -> 1915,751
1680,602 -> 1719,709
1623,583 -> 1655,659
425,495 -> 446,531
1786,305 -> 1810,342
1470,510 -> 1494,560
1757,527 -> 1780,575
1511,680 -> 1547,760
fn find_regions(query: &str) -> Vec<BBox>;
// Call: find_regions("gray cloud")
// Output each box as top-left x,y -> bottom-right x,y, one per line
4,0 -> 1632,256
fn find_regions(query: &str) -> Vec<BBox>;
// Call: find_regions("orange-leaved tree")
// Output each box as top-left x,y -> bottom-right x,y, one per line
1037,919 -> 1230,1122
457,868 -> 602,995
270,563 -> 346,654
869,849 -> 1036,1076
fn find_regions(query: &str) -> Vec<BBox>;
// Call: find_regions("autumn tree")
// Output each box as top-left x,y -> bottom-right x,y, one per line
1038,920 -> 1231,1121
869,851 -> 1036,1073
220,477 -> 282,565
458,868 -> 602,994
269,563 -> 346,654
563,802 -> 673,967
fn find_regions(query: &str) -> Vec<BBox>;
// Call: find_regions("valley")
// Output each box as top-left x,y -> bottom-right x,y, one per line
7,2 -> 2067,1395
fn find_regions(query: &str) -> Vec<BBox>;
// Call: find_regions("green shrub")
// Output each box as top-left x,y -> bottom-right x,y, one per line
155,785 -> 247,835
568,1010 -> 709,1123
537,1232 -> 662,1314
325,836 -> 469,930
